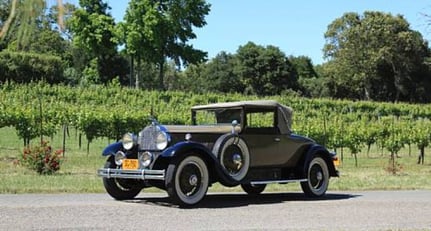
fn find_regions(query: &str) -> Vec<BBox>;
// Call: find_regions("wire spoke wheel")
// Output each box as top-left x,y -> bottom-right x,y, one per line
301,156 -> 329,197
166,155 -> 209,206
102,160 -> 141,200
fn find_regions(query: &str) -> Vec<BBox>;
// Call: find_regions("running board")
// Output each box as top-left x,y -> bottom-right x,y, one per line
250,179 -> 307,185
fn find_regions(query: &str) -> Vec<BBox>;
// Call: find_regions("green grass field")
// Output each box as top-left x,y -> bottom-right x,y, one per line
0,126 -> 430,194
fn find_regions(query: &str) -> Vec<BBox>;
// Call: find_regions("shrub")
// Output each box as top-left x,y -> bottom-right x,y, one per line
0,51 -> 65,83
20,141 -> 63,174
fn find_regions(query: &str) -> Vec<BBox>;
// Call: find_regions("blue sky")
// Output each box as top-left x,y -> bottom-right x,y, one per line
65,0 -> 431,65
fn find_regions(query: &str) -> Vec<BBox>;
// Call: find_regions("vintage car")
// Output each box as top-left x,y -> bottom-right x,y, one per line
98,100 -> 339,206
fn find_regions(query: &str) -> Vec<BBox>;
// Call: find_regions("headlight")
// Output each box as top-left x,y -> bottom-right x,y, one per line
139,151 -> 153,167
115,151 -> 126,166
156,131 -> 169,150
122,133 -> 136,150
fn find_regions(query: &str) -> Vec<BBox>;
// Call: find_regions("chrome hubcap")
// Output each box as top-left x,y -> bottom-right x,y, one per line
189,174 -> 198,186
316,171 -> 323,181
232,153 -> 242,170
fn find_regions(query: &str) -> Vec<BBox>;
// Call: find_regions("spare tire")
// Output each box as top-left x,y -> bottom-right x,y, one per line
212,134 -> 250,181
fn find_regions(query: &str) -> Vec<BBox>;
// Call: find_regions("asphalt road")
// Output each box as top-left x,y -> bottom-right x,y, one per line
1,190 -> 430,230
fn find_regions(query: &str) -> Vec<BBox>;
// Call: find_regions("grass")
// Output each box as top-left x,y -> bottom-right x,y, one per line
0,126 -> 430,194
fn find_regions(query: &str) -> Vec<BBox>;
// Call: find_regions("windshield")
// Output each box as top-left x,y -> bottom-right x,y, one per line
193,108 -> 242,125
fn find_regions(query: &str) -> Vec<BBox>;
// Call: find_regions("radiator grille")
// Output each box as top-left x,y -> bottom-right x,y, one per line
138,125 -> 160,150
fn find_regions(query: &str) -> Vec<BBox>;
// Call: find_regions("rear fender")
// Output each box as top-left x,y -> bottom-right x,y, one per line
302,144 -> 338,177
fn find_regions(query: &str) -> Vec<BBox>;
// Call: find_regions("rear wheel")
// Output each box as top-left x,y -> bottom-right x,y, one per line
102,161 -> 142,200
241,184 -> 266,195
166,155 -> 209,206
301,156 -> 329,197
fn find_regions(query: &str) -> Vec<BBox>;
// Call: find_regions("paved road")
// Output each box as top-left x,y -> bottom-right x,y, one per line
1,190 -> 430,230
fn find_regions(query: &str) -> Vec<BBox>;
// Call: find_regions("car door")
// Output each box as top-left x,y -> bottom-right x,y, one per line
241,108 -> 287,167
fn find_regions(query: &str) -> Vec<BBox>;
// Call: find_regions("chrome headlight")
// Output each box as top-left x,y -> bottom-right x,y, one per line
139,151 -> 153,167
156,131 -> 169,150
122,133 -> 136,150
114,151 -> 126,166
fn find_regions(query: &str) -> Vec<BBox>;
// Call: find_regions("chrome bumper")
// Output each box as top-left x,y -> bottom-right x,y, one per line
97,168 -> 165,180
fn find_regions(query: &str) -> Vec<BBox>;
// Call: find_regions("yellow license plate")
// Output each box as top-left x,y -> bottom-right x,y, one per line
122,159 -> 139,170
333,158 -> 340,167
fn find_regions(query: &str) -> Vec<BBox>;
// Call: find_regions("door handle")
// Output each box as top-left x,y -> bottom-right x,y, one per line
274,138 -> 280,142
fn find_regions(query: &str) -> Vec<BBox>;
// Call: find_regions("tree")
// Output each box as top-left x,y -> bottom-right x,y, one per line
48,2 -> 77,40
178,51 -> 242,93
26,30 -> 68,56
69,0 -> 121,84
235,42 -> 298,96
177,63 -> 207,93
323,11 -> 430,102
0,0 -> 13,50
121,0 -> 210,90
289,55 -> 324,97
203,51 -> 243,93
0,0 -> 66,48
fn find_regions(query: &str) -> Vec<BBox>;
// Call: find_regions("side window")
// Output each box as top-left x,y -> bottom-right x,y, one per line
246,110 -> 277,134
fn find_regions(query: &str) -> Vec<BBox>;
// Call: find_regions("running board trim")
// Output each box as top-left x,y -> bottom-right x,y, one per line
250,179 -> 307,185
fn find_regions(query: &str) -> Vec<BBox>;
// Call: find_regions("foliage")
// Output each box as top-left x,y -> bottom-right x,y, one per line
322,11 -> 431,102
413,119 -> 431,164
235,42 -> 298,96
69,0 -> 121,83
20,141 -> 62,174
0,51 -> 65,83
69,0 -> 116,56
181,51 -> 243,93
81,58 -> 100,85
121,0 -> 211,90
26,29 -> 69,57
1,83 -> 431,168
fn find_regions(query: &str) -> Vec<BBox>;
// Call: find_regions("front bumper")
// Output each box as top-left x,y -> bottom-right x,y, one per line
97,168 -> 165,180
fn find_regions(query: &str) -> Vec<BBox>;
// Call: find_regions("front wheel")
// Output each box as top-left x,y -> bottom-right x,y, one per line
166,155 -> 209,206
102,161 -> 142,200
241,184 -> 266,195
301,156 -> 329,197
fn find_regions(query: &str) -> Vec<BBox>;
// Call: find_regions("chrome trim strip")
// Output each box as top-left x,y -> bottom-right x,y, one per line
97,168 -> 165,180
250,179 -> 307,185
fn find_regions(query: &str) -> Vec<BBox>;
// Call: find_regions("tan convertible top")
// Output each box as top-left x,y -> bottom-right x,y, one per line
192,100 -> 293,133
191,100 -> 289,110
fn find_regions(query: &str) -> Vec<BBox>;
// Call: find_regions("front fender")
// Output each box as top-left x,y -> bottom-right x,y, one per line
161,141 -> 212,158
102,142 -> 122,156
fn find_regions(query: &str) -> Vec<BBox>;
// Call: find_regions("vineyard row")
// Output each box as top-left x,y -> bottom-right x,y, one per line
1,82 -> 430,157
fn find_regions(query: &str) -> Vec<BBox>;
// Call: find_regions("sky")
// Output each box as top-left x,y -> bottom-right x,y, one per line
64,0 -> 431,65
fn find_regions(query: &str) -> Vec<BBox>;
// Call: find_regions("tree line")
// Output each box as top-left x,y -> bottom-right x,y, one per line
1,1 -> 431,103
